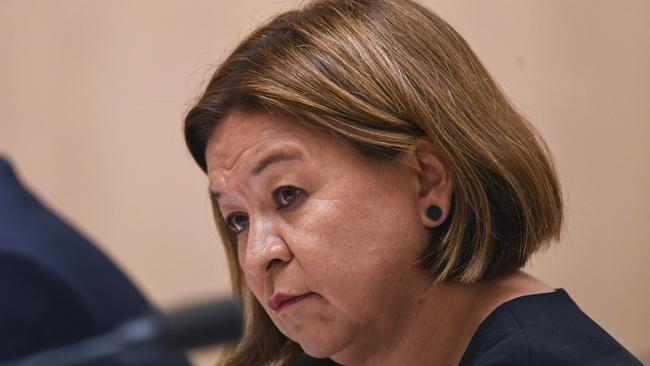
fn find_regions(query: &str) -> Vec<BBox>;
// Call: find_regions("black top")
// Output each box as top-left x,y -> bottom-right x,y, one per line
296,288 -> 642,365
458,288 -> 641,365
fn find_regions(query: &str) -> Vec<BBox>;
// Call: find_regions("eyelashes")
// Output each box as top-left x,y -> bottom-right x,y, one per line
224,185 -> 304,236
275,185 -> 303,209
225,212 -> 249,237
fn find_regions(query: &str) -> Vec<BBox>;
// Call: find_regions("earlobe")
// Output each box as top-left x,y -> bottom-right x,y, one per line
412,139 -> 453,228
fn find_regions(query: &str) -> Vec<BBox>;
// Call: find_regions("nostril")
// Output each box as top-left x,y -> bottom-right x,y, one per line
266,258 -> 283,271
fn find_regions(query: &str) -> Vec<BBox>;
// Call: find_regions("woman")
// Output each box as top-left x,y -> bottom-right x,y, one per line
184,0 -> 642,365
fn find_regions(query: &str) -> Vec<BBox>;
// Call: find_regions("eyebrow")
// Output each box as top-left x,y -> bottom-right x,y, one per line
209,151 -> 303,202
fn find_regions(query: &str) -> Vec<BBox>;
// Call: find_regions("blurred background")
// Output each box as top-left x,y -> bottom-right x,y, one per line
1,0 -> 648,364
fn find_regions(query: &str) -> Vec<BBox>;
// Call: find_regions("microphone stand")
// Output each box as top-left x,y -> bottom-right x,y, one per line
0,299 -> 242,366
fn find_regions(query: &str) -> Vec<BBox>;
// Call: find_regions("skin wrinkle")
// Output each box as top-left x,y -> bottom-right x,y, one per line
183,1 -> 566,363
205,110 -> 438,361
204,110 -> 554,365
210,140 -> 308,209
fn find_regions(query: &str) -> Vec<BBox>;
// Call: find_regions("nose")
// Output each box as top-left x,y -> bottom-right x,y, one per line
241,216 -> 292,278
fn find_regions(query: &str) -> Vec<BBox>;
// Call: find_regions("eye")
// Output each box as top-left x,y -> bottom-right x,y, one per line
224,186 -> 304,237
274,185 -> 304,209
225,212 -> 249,236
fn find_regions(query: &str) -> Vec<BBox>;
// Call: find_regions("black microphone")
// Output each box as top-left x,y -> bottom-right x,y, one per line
1,299 -> 243,366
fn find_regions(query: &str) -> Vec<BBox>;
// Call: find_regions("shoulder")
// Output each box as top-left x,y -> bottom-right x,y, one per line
0,159 -> 152,331
460,289 -> 643,366
0,250 -> 86,308
0,250 -> 95,359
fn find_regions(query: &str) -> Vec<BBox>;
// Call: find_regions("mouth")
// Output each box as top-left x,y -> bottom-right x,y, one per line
268,292 -> 312,312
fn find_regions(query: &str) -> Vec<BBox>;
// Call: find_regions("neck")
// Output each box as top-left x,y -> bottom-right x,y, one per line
331,276 -> 485,365
330,269 -> 553,366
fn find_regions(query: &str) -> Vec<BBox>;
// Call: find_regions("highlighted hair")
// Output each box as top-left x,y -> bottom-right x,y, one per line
184,0 -> 563,364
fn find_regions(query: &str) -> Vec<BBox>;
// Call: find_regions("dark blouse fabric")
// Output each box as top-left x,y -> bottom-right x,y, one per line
458,288 -> 641,365
295,288 -> 642,365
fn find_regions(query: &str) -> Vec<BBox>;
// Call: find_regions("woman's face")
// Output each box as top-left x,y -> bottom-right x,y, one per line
205,110 -> 444,359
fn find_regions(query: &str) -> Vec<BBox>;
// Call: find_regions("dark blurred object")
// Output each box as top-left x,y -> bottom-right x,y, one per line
0,157 -> 190,365
1,299 -> 242,366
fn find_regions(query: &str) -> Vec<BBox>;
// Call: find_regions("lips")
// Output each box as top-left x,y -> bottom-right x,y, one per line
268,292 -> 311,311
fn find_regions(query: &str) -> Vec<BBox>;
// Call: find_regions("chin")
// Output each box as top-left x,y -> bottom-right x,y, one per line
283,326 -> 349,359
298,338 -> 338,359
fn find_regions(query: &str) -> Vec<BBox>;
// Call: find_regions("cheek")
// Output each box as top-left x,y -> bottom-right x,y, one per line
293,177 -> 425,313
237,246 -> 266,300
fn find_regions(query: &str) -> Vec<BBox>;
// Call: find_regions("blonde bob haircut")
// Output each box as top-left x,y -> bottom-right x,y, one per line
184,0 -> 563,364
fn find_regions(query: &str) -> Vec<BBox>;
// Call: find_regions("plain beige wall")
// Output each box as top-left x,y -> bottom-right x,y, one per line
1,1 -> 648,364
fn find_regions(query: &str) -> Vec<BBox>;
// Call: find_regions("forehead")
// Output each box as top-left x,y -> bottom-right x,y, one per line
204,111 -> 326,178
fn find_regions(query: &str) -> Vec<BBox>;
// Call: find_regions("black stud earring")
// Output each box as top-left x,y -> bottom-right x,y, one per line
426,205 -> 442,221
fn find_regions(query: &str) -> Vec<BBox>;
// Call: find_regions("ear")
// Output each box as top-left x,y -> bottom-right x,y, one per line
409,138 -> 453,228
